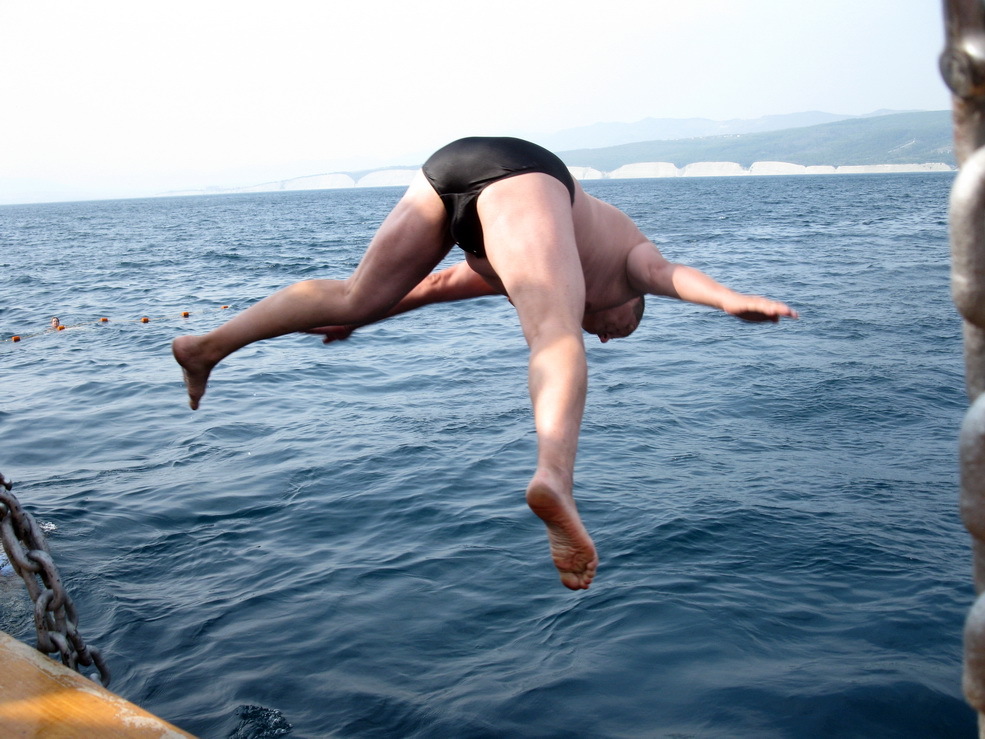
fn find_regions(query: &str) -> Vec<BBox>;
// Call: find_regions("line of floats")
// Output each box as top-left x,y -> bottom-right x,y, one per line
3,306 -> 231,344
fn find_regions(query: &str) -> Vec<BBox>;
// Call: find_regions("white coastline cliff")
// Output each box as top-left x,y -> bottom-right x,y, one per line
569,160 -> 952,180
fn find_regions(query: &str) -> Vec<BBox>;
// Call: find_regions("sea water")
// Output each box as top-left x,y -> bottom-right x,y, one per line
0,173 -> 974,737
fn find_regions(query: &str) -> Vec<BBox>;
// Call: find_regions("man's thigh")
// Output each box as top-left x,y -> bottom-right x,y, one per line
345,172 -> 454,317
477,173 -> 585,338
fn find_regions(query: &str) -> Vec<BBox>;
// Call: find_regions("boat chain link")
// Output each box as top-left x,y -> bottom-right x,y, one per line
0,471 -> 110,686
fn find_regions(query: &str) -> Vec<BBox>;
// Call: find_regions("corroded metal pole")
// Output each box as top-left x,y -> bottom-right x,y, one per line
943,0 -> 985,161
942,1 -> 985,733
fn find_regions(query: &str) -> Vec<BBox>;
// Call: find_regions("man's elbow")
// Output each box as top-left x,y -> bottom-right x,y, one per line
647,262 -> 681,299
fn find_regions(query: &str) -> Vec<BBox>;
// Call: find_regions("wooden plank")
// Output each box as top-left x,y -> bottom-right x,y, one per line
0,631 -> 195,737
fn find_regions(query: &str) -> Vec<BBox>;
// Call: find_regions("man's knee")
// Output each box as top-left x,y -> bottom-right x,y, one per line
338,278 -> 399,324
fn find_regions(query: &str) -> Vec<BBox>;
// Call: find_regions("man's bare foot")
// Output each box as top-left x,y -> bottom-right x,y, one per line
526,474 -> 598,590
172,335 -> 214,410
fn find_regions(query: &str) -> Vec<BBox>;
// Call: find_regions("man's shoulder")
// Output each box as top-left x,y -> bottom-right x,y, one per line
576,194 -> 646,252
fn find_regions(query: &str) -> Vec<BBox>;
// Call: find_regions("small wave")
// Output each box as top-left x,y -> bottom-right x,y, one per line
227,705 -> 293,738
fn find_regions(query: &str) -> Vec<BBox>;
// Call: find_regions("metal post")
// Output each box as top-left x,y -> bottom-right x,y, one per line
942,1 -> 985,733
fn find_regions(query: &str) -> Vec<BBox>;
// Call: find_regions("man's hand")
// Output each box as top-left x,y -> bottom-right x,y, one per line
303,325 -> 357,344
722,295 -> 799,323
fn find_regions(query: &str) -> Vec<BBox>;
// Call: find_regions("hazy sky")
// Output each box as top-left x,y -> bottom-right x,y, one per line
1,0 -> 952,204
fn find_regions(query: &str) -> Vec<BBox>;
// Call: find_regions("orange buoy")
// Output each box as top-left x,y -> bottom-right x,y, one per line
221,305 -> 229,309
56,325 -> 66,331
181,311 -> 190,317
141,317 -> 150,323
11,336 -> 20,342
99,317 -> 109,323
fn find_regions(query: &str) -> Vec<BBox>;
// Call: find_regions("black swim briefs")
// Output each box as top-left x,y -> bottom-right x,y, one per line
422,137 -> 576,258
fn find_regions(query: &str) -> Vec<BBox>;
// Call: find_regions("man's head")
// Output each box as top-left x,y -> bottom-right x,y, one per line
582,296 -> 645,343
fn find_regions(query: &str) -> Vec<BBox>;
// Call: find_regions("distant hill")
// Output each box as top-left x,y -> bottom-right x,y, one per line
556,111 -> 954,170
533,110 -> 910,151
159,111 -> 956,198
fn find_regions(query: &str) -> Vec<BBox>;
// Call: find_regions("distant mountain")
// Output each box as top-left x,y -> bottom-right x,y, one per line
160,111 -> 955,198
555,110 -> 954,171
532,110 -> 915,151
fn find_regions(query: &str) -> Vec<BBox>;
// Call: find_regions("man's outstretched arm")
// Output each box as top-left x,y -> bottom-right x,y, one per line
305,261 -> 502,341
626,242 -> 798,322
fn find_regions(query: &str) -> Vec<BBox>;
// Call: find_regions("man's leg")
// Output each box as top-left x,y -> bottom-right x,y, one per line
477,173 -> 598,590
173,172 -> 452,409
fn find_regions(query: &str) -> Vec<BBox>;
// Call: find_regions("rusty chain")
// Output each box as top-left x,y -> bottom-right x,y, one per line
0,471 -> 110,686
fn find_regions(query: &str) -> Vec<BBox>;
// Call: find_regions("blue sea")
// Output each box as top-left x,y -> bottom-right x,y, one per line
0,172 -> 974,738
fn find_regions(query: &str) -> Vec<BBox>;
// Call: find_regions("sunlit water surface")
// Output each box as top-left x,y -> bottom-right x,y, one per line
0,173 -> 974,737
